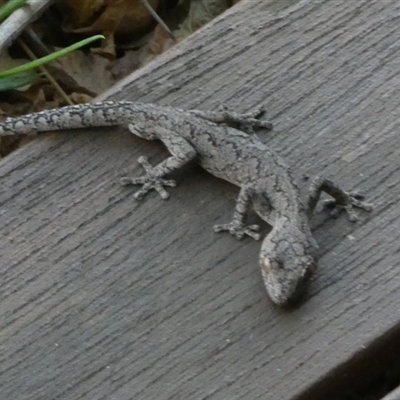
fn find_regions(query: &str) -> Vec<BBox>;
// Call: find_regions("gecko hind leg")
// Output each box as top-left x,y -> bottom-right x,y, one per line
307,176 -> 373,222
190,105 -> 273,132
121,133 -> 196,200
214,186 -> 261,240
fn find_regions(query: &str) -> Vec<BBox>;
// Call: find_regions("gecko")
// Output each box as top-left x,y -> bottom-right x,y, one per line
0,101 -> 372,305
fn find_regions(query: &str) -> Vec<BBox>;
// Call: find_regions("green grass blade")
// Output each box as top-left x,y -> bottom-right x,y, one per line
0,34 -> 105,78
0,0 -> 27,22
0,70 -> 40,91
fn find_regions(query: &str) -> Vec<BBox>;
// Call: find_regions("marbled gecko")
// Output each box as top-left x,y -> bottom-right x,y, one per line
0,101 -> 372,305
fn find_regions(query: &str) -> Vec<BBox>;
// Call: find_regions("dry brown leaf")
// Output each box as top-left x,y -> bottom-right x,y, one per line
60,0 -> 160,38
139,24 -> 176,64
67,92 -> 94,105
111,48 -> 142,81
90,31 -> 117,59
175,0 -> 230,39
52,49 -> 114,95
62,0 -> 105,26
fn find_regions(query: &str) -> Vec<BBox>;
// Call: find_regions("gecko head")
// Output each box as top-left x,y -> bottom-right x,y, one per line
259,235 -> 317,306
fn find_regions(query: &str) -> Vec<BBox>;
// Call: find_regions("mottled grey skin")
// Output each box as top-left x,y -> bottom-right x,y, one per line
0,101 -> 372,305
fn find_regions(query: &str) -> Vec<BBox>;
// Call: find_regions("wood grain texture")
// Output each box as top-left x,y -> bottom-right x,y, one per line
1,0 -> 400,399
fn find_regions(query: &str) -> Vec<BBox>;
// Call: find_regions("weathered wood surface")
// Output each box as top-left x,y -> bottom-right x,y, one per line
1,0 -> 400,399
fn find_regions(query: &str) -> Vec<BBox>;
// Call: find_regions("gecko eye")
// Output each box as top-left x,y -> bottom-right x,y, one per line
300,256 -> 316,279
301,265 -> 312,280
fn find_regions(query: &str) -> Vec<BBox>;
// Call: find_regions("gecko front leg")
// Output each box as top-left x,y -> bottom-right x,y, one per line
307,176 -> 373,221
214,186 -> 261,240
121,132 -> 196,200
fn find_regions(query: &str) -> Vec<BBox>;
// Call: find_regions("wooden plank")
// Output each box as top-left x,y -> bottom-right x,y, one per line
1,0 -> 400,399
382,385 -> 400,400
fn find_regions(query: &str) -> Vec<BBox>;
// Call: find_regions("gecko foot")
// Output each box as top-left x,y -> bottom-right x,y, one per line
214,221 -> 261,240
308,177 -> 373,222
237,106 -> 273,130
223,106 -> 273,132
120,156 -> 176,200
321,192 -> 373,222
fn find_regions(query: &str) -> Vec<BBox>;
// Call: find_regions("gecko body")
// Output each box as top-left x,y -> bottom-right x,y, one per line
0,101 -> 372,305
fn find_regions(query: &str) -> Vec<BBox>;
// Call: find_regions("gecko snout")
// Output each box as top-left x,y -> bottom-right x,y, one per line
260,255 -> 316,306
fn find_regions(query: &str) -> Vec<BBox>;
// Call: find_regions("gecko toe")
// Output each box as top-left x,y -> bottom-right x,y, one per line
349,196 -> 373,212
344,205 -> 358,222
244,229 -> 261,240
121,176 -> 141,186
120,176 -> 146,186
133,187 -> 149,200
120,177 -> 130,186
154,182 -> 170,200
214,222 -> 261,240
